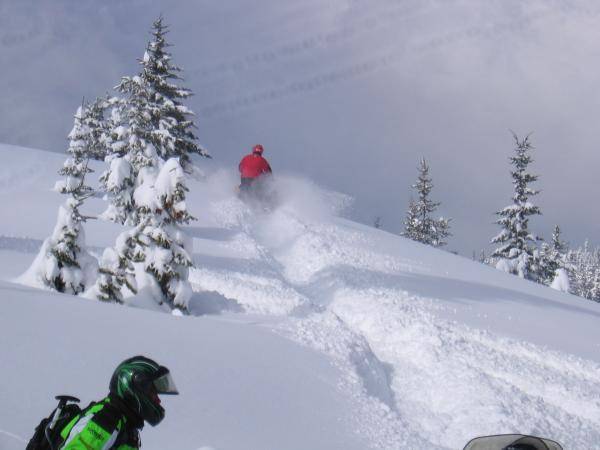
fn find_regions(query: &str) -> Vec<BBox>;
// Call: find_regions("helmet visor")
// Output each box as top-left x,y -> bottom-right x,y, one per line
153,370 -> 179,395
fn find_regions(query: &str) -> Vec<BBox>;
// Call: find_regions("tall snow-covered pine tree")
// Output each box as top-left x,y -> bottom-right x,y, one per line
491,133 -> 541,279
101,16 -> 209,225
98,17 -> 203,307
139,16 -> 210,170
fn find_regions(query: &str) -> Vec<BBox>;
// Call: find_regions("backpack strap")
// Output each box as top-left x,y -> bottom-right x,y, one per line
91,400 -> 123,434
100,398 -> 142,448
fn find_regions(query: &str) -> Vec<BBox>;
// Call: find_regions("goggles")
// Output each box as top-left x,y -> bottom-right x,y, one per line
153,367 -> 179,395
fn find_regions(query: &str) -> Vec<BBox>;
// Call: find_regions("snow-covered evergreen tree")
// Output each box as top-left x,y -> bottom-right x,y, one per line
403,198 -> 418,238
478,249 -> 488,264
99,96 -> 127,157
25,106 -> 98,294
55,106 -> 94,197
539,225 -> 569,285
97,95 -> 136,224
97,18 -> 203,307
567,242 -> 600,302
101,17 -> 209,225
137,16 -> 209,170
83,96 -> 111,161
402,158 -> 451,247
551,225 -> 568,255
98,85 -> 162,299
537,242 -> 555,285
117,74 -> 160,175
100,66 -> 160,226
136,158 -> 195,311
99,154 -> 135,225
89,226 -> 145,303
491,134 -> 541,280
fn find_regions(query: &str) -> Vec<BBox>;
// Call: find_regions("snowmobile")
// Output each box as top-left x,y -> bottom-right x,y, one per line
237,175 -> 279,212
463,434 -> 563,450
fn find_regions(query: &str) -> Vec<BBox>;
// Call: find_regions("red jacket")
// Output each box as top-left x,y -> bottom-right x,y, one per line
239,154 -> 272,179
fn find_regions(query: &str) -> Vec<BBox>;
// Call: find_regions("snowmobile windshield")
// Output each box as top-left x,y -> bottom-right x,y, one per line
153,369 -> 179,395
504,445 -> 539,450
463,435 -> 563,450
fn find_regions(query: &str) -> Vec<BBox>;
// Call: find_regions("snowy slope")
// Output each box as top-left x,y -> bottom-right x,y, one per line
1,144 -> 600,450
0,282 -> 383,450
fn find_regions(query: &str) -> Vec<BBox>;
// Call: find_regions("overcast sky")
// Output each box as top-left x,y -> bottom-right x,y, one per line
1,0 -> 599,254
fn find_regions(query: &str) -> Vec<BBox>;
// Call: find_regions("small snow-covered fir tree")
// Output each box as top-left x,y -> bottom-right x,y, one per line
55,106 -> 94,197
477,249 -> 488,264
567,242 -> 600,302
403,198 -> 419,238
491,134 -> 541,280
538,225 -> 569,285
551,225 -> 568,256
537,242 -> 555,285
402,158 -> 451,247
25,106 -> 98,293
136,158 -> 195,311
89,226 -> 145,303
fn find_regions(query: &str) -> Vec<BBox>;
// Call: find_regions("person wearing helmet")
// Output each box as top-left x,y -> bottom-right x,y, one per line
238,144 -> 272,194
59,356 -> 178,449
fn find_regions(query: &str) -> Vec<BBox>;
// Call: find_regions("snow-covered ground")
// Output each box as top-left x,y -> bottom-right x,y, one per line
1,144 -> 600,449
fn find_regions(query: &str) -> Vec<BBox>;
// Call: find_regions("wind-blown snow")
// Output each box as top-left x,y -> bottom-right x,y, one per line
1,144 -> 600,449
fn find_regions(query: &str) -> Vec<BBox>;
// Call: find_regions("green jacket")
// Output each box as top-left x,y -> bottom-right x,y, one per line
59,397 -> 142,450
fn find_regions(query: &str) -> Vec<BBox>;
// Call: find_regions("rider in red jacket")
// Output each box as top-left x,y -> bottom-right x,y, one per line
239,144 -> 272,191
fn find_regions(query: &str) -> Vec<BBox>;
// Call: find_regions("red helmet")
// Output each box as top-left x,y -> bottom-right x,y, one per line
252,144 -> 264,155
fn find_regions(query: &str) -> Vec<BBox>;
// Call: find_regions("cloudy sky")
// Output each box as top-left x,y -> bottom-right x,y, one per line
1,0 -> 599,254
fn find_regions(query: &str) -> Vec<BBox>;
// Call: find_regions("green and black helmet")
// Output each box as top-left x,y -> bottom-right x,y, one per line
109,355 -> 179,426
